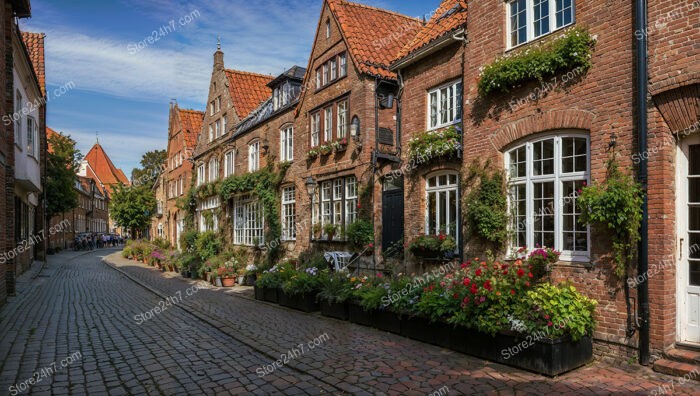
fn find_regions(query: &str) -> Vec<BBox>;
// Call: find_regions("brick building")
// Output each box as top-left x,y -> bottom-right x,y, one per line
151,171 -> 166,241
163,104 -> 202,247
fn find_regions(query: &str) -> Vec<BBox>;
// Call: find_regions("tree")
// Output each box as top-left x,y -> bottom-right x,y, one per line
46,133 -> 82,218
131,149 -> 167,189
109,183 -> 156,238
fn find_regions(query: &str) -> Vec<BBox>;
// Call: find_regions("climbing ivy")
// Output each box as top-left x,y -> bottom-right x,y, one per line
464,161 -> 510,246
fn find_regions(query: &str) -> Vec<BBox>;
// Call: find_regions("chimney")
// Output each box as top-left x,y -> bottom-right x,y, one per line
214,36 -> 224,71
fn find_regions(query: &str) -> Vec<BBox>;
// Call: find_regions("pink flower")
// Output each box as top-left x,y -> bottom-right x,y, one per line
547,321 -> 553,327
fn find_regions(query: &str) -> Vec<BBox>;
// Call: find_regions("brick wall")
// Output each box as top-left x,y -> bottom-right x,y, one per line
1,1 -> 15,304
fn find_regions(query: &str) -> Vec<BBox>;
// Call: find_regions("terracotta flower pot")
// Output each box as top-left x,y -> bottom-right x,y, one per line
222,277 -> 235,287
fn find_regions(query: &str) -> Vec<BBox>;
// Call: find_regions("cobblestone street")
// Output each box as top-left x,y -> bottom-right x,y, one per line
0,249 -> 697,395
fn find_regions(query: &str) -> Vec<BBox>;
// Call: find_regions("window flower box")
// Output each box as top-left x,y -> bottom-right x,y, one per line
320,300 -> 349,320
331,138 -> 348,152
319,144 -> 333,156
278,290 -> 320,313
307,149 -> 319,160
407,126 -> 461,164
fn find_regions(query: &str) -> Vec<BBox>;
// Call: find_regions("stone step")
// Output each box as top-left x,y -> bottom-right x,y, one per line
653,358 -> 700,381
667,348 -> 700,365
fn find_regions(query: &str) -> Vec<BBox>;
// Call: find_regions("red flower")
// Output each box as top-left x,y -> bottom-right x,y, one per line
453,293 -> 459,299
475,269 -> 482,276
547,321 -> 553,327
470,284 -> 478,294
357,203 -> 361,209
483,280 -> 492,292
544,314 -> 550,320
463,277 -> 471,286
461,262 -> 468,269
528,272 -> 533,278
510,289 -> 515,295
368,243 -> 374,248
525,281 -> 530,287
376,272 -> 383,278
501,264 -> 508,270
502,270 -> 508,275
517,268 -> 525,278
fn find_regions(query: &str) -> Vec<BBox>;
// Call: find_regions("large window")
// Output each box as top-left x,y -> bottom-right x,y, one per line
197,164 -> 206,186
506,134 -> 589,260
426,173 -> 459,245
280,126 -> 294,161
198,196 -> 220,232
429,80 -> 462,130
281,186 -> 296,241
209,158 -> 219,181
225,150 -> 235,177
311,112 -> 320,147
315,176 -> 357,239
337,101 -> 348,139
507,0 -> 575,48
233,194 -> 264,245
248,141 -> 260,172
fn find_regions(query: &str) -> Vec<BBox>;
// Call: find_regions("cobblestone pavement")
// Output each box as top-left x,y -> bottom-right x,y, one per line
1,249 -> 699,395
103,252 -> 700,395
0,249 -> 337,395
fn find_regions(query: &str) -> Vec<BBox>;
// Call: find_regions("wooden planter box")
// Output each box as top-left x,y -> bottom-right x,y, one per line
320,300 -> 349,321
254,285 -> 264,301
449,326 -> 593,376
254,286 -> 279,303
347,303 -> 401,334
400,315 -> 451,348
279,290 -> 320,313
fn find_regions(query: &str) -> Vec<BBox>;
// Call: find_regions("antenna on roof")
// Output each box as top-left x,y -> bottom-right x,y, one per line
96,131 -> 99,144
217,35 -> 221,51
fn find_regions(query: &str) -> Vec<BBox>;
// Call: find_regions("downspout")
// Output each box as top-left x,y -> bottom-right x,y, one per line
635,0 -> 650,366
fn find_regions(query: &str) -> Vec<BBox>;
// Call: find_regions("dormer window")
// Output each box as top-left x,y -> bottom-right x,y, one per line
273,87 -> 280,110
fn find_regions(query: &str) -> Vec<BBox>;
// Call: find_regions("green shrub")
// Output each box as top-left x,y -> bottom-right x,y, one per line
179,230 -> 198,253
464,168 -> 509,245
282,267 -> 325,296
194,231 -> 221,261
256,262 -> 295,289
318,272 -> 353,303
346,219 -> 374,251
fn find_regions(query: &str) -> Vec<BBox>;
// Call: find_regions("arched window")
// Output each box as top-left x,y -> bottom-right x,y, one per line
505,133 -> 589,260
425,172 -> 459,243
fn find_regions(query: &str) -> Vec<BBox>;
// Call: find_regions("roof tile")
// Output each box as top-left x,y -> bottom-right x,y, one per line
20,32 -> 46,95
224,70 -> 273,119
84,143 -> 130,194
396,0 -> 467,61
178,108 -> 204,151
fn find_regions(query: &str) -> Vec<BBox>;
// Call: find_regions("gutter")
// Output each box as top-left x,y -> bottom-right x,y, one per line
635,0 -> 650,366
390,28 -> 465,71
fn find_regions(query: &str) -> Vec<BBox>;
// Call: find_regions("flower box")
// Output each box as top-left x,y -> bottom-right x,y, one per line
254,285 -> 264,301
400,315 -> 451,348
347,303 -> 401,334
279,290 -> 320,313
320,301 -> 349,321
449,326 -> 592,376
244,274 -> 257,286
255,286 -> 279,303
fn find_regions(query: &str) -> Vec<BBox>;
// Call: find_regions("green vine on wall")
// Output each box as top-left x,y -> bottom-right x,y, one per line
463,161 -> 510,247
577,156 -> 644,278
478,27 -> 596,97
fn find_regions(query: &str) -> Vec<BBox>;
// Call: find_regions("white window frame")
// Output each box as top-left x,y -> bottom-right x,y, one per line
197,164 -> 206,186
505,133 -> 590,262
311,112 -> 320,147
222,114 -> 227,135
215,119 -> 221,139
326,19 -> 331,38
316,70 -> 321,89
339,53 -> 347,77
209,158 -> 219,182
280,126 -> 294,161
215,96 -> 221,112
248,141 -> 260,172
233,194 -> 264,245
225,150 -> 235,177
15,90 -> 22,150
324,107 -> 333,142
27,116 -> 37,158
323,64 -> 329,86
337,101 -> 348,139
427,80 -> 462,130
209,124 -> 214,142
281,186 -> 296,241
330,59 -> 337,81
505,0 -> 576,49
317,176 -> 356,240
425,172 -> 460,246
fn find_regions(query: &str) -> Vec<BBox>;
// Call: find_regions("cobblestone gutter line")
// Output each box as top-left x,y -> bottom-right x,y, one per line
102,256 -> 355,395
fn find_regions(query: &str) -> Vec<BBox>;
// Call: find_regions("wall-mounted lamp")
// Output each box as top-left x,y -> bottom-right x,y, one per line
350,116 -> 360,139
608,132 -> 617,151
305,176 -> 317,198
261,140 -> 270,156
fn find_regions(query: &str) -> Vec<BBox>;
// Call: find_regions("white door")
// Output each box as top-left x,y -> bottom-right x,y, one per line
677,137 -> 700,344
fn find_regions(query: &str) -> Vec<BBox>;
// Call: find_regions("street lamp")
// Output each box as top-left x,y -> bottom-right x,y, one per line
305,177 -> 317,242
350,116 -> 360,140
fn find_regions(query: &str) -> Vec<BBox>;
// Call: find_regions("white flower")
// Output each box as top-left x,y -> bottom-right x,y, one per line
246,264 -> 257,272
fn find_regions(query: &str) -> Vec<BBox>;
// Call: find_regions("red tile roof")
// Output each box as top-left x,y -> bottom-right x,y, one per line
224,70 -> 273,119
178,108 -> 204,151
20,32 -> 46,95
328,0 -> 421,79
396,0 -> 467,62
84,143 -> 130,194
46,126 -> 58,153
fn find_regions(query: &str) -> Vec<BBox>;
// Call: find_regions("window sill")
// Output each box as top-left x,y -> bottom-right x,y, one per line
314,75 -> 348,95
427,120 -> 462,132
505,23 -> 575,53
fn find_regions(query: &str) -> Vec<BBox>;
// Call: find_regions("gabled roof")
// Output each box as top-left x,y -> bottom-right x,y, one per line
394,0 -> 467,65
224,69 -> 273,119
84,143 -> 130,193
20,32 -> 46,95
328,0 -> 421,79
178,108 -> 204,151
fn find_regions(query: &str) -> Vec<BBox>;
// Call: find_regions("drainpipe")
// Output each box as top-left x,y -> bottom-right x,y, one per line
635,0 -> 650,366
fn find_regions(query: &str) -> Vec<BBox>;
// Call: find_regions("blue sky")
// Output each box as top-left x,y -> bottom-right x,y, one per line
19,0 -> 440,176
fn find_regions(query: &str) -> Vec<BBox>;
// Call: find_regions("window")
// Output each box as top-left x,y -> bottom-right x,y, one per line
273,87 -> 280,110
311,112 -> 320,147
506,134 -> 589,260
198,196 -> 220,232
339,53 -> 347,77
248,141 -> 260,172
215,119 -> 221,138
233,194 -> 264,245
507,0 -> 575,48
209,158 -> 219,181
316,70 -> 321,89
326,19 -> 331,38
324,107 -> 333,142
315,176 -> 356,239
209,124 -> 214,142
323,64 -> 329,85
215,96 -> 221,112
27,117 -> 37,158
179,177 -> 183,196
15,91 -> 22,149
222,114 -> 227,135
281,186 -> 296,241
225,150 -> 235,177
426,173 -> 459,246
330,59 -> 337,80
280,126 -> 294,161
428,80 -> 462,130
337,101 -> 348,138
282,83 -> 291,107
210,101 -> 215,115
197,164 -> 206,186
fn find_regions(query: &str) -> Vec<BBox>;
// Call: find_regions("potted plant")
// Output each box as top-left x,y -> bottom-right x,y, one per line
525,246 -> 561,282
255,262 -> 294,303
318,271 -> 352,320
307,149 -> 319,160
323,223 -> 338,241
279,267 -> 324,312
236,268 -> 246,286
312,223 -> 323,240
332,138 -> 348,152
244,264 -> 258,286
408,235 -> 442,259
319,144 -> 333,156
